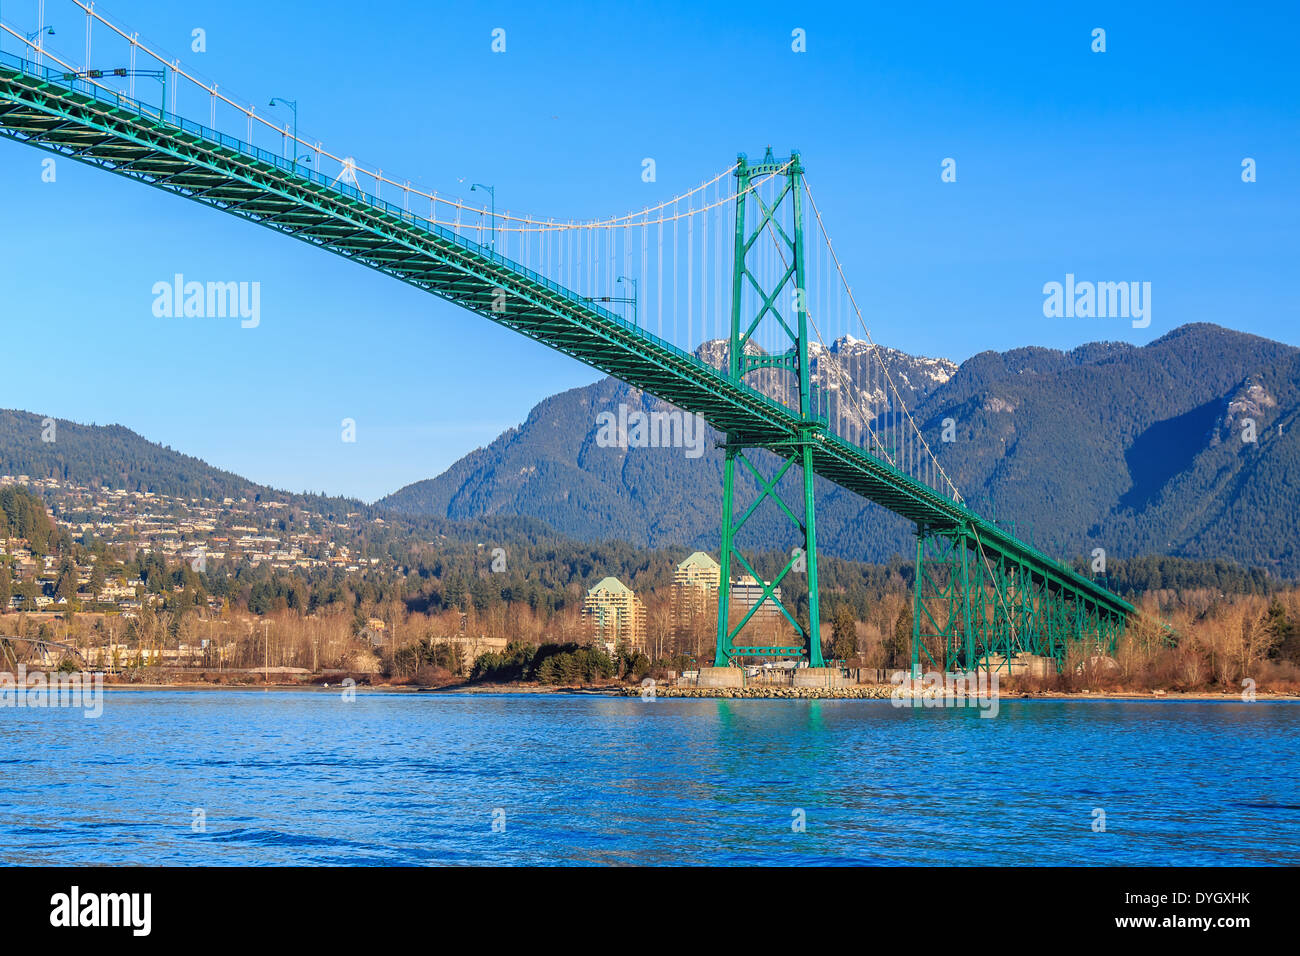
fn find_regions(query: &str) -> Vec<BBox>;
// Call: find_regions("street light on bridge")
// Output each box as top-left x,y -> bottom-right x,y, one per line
20,26 -> 54,66
268,97 -> 299,169
471,183 -> 496,251
617,275 -> 638,327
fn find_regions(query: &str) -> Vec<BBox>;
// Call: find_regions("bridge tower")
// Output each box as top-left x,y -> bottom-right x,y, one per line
714,148 -> 826,668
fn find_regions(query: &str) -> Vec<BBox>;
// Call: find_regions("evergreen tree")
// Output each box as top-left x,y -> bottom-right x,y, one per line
830,604 -> 857,660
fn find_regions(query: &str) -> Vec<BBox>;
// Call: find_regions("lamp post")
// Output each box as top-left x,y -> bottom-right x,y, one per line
471,183 -> 495,250
268,97 -> 299,168
22,26 -> 53,69
617,275 -> 638,327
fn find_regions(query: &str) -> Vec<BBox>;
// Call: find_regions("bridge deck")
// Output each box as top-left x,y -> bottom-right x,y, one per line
0,53 -> 1133,621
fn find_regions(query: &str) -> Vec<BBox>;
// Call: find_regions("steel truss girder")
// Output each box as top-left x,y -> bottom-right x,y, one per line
910,522 -> 1126,675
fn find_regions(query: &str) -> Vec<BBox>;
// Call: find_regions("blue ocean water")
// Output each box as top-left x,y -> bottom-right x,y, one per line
1,690 -> 1296,866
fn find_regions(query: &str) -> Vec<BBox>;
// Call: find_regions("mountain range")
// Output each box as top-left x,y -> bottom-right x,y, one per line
380,323 -> 1300,577
2,323 -> 1295,577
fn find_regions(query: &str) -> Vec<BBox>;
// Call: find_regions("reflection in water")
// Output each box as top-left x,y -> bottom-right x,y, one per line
0,690 -> 1296,866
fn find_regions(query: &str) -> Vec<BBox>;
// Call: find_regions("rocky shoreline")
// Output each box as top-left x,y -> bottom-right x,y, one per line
89,681 -> 1297,701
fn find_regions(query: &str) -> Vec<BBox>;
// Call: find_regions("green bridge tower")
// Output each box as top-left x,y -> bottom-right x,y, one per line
714,148 -> 826,668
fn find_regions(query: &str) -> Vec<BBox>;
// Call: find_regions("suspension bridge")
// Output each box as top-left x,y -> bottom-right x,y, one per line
0,2 -> 1135,675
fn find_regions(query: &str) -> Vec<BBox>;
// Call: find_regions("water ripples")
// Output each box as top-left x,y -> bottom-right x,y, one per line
0,691 -> 1296,865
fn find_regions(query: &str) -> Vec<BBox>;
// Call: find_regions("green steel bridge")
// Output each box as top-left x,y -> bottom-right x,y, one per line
0,12 -> 1135,675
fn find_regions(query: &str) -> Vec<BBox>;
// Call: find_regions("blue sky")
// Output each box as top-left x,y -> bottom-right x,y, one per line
1,0 -> 1296,502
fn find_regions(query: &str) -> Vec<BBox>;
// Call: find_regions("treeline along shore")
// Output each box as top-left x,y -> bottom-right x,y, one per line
2,484 -> 1299,696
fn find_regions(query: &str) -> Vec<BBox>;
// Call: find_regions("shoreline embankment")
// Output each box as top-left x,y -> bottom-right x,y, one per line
82,680 -> 1299,702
